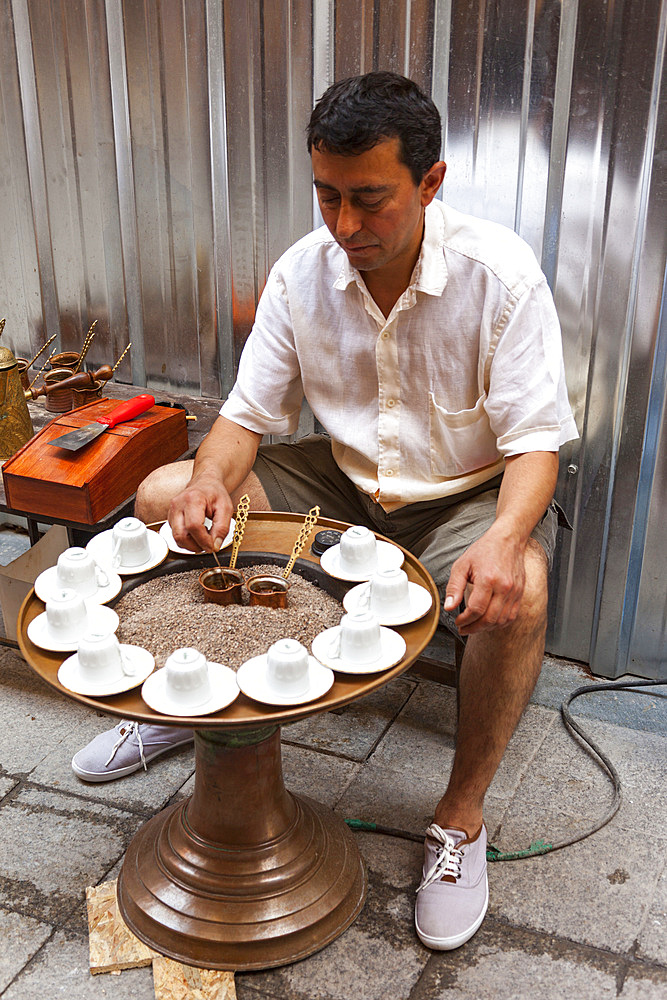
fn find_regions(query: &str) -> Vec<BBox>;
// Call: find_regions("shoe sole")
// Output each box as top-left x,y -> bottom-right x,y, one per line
71,737 -> 194,783
415,878 -> 489,950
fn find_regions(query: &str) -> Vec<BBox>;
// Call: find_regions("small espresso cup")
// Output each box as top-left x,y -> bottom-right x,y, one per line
266,639 -> 310,697
44,589 -> 89,641
359,567 -> 411,617
330,611 -> 382,665
76,631 -> 134,685
56,547 -> 109,598
338,525 -> 378,574
111,517 -> 152,569
164,648 -> 212,709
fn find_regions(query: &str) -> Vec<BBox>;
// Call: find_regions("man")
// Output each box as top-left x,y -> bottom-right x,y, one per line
72,72 -> 577,950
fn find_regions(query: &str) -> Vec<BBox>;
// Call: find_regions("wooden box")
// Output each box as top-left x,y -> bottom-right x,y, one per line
2,397 -> 189,524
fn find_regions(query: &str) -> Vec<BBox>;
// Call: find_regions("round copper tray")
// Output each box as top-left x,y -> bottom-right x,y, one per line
18,512 -> 439,970
18,512 -> 439,729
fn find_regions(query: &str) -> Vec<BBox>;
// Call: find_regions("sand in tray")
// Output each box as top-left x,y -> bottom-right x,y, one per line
114,563 -> 343,670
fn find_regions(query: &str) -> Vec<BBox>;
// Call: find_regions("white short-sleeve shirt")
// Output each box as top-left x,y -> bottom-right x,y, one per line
221,199 -> 578,509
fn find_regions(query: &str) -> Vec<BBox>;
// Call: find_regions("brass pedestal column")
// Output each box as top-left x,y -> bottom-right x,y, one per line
117,726 -> 367,970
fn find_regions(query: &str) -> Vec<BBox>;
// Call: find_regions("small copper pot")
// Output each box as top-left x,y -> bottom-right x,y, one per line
44,368 -> 76,413
199,567 -> 244,606
49,351 -> 79,371
72,379 -> 104,407
245,574 -> 290,609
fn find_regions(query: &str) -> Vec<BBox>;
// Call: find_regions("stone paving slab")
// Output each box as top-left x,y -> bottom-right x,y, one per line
1,929 -> 156,999
409,920 -> 667,1000
370,678 -> 558,806
29,715 -> 196,815
638,862 -> 667,965
334,760 -> 507,841
0,786 -> 142,924
493,714 -> 667,847
485,813 -> 666,953
620,971 -> 667,998
0,907 -> 52,993
0,648 -> 99,775
282,676 -> 415,761
0,776 -> 17,799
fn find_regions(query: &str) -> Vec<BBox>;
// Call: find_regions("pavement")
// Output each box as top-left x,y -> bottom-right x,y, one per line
0,528 -> 666,999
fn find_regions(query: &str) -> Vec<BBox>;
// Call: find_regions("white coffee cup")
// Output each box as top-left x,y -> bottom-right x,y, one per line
44,589 -> 89,641
164,648 -> 212,709
359,567 -> 411,617
266,639 -> 310,697
56,547 -> 109,598
338,525 -> 378,574
330,611 -> 382,664
111,517 -> 152,569
77,631 -> 134,684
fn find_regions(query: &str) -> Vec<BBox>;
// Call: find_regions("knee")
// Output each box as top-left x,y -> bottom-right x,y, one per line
518,539 -> 549,626
134,460 -> 194,524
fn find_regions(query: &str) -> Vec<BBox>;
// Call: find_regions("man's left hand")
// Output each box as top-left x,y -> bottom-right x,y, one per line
443,525 -> 526,636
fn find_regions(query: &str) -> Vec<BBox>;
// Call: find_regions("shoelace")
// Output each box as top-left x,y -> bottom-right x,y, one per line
104,721 -> 147,771
416,823 -> 464,892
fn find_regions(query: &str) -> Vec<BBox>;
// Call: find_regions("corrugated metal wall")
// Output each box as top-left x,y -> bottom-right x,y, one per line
0,0 -> 664,678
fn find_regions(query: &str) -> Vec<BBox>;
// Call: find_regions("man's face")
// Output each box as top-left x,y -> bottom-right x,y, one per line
311,136 -> 443,278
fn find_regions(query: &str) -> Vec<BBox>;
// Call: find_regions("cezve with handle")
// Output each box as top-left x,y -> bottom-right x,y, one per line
49,394 -> 155,451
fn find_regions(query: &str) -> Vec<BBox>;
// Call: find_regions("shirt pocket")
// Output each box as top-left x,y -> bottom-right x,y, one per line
428,391 -> 501,477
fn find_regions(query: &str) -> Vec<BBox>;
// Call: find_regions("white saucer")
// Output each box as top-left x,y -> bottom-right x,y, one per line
58,644 -> 155,696
34,565 -> 122,607
236,655 -> 334,706
319,540 -> 405,582
27,605 -> 120,653
86,528 -> 169,576
159,518 -> 236,556
140,662 -> 239,717
311,624 -> 406,675
342,581 -> 433,626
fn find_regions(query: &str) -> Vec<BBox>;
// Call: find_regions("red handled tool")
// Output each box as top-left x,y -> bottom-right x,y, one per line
48,394 -> 155,451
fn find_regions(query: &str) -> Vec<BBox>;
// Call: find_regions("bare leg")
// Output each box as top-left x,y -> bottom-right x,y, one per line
433,540 -> 548,832
134,461 -> 271,524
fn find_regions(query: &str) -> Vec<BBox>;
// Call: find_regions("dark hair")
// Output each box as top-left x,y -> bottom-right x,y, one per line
306,72 -> 442,184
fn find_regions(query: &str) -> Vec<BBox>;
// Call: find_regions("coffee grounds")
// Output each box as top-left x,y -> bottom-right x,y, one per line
115,563 -> 343,670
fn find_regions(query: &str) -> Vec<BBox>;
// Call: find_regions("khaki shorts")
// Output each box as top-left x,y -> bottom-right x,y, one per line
253,435 -> 560,633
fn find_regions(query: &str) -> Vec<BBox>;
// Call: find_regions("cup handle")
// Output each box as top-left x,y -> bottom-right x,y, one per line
328,628 -> 342,660
111,538 -> 122,569
357,582 -> 371,611
120,648 -> 135,677
94,562 -> 109,588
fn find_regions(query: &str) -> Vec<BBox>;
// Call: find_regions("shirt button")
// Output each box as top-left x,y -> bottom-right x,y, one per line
381,331 -> 390,340
385,469 -> 394,477
387,399 -> 395,408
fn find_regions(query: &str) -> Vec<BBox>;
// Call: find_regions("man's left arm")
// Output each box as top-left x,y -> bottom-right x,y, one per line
443,451 -> 558,636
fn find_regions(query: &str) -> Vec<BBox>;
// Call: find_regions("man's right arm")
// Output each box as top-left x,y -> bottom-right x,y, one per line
168,415 -> 262,553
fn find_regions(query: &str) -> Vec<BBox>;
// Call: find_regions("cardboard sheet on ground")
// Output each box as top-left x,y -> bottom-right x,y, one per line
87,880 -> 237,998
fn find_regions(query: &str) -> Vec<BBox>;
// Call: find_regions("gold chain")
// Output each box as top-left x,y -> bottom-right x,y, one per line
228,494 -> 251,569
283,505 -> 320,579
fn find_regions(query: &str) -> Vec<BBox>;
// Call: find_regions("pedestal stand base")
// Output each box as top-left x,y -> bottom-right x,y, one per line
117,727 -> 366,970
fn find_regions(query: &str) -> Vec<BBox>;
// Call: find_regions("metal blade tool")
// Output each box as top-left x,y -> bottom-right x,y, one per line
48,394 -> 155,451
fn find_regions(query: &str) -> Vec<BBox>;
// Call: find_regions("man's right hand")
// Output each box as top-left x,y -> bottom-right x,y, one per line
168,473 -> 234,554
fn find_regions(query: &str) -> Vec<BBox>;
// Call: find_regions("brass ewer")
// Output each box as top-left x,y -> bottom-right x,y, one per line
0,344 -> 34,460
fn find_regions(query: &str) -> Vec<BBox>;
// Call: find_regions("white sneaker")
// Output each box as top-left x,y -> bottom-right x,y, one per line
71,721 -> 194,782
414,822 -> 488,950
